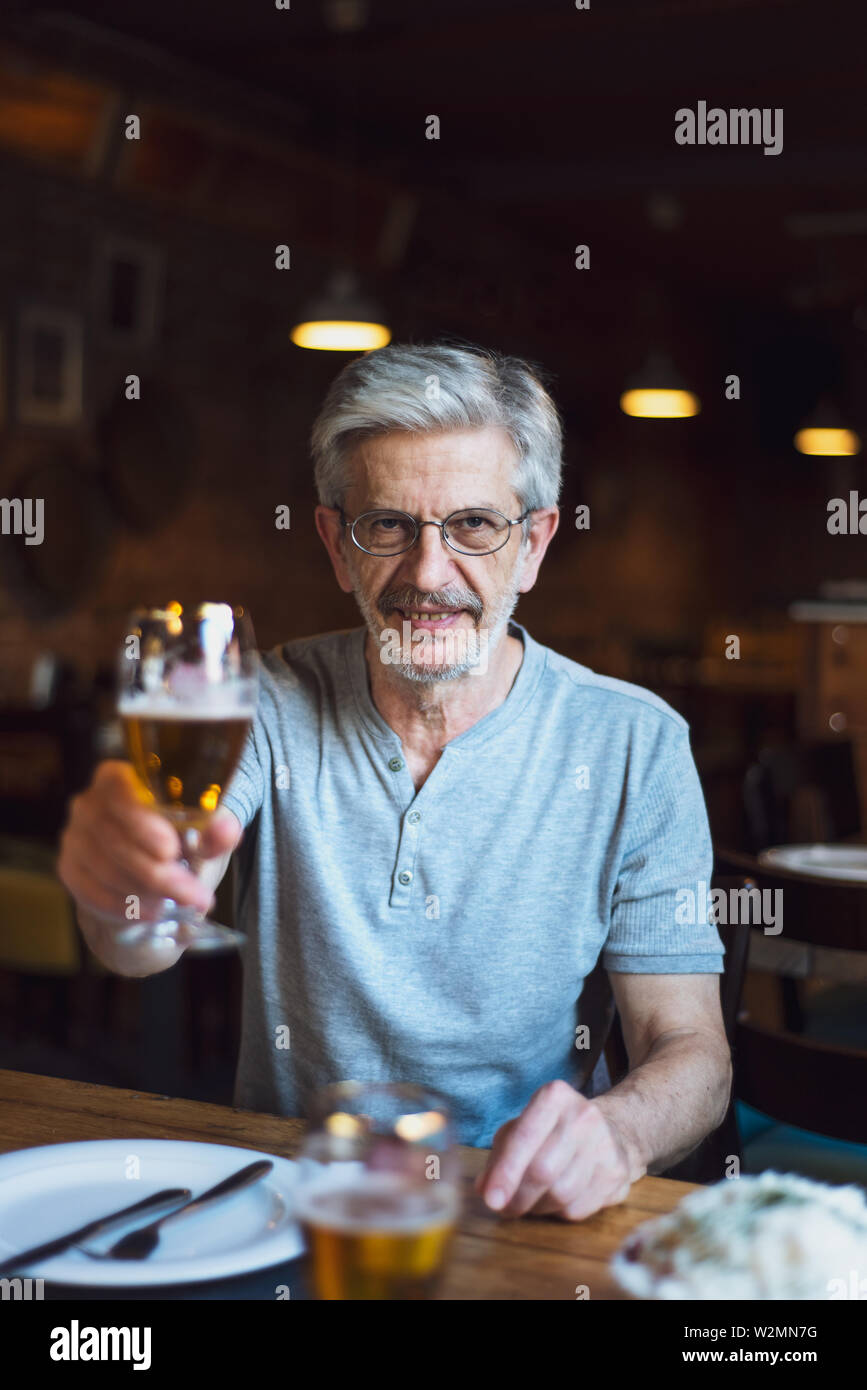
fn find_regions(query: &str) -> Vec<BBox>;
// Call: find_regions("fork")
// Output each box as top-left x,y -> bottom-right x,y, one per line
78,1159 -> 273,1261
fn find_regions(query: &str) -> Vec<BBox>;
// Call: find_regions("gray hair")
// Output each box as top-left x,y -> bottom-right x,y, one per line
310,342 -> 564,524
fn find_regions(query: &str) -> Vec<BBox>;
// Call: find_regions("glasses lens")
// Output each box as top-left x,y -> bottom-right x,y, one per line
444,509 -> 509,553
354,511 -> 417,554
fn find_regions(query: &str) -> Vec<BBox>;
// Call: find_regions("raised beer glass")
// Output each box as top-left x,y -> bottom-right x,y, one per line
295,1082 -> 461,1300
115,601 -> 258,953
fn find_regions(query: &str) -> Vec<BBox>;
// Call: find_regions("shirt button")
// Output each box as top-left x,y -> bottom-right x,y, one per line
398,870 -> 413,885
407,811 -> 421,825
388,756 -> 404,771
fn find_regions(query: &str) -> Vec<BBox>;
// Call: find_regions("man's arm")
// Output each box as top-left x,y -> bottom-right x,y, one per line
475,973 -> 731,1219
594,972 -> 732,1175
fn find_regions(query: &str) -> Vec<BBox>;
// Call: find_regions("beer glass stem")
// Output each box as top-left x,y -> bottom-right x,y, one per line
170,825 -> 211,930
164,820 -> 243,950
180,825 -> 203,878
115,819 -> 242,953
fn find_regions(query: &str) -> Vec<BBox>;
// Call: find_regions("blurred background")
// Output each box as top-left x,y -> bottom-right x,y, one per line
0,0 -> 865,1184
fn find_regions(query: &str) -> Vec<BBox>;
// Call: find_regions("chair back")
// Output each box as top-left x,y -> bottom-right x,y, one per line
733,1021 -> 867,1145
715,848 -> 867,1145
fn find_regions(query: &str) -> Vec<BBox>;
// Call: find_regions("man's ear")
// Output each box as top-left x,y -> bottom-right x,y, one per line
314,506 -> 355,594
516,506 -> 560,595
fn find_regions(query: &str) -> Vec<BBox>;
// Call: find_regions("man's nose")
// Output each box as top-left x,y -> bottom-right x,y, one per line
396,522 -> 459,592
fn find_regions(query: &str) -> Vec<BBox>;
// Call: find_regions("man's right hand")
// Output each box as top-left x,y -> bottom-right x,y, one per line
58,760 -> 242,940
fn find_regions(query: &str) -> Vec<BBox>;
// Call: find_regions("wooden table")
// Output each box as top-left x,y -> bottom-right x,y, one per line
0,1069 -> 699,1300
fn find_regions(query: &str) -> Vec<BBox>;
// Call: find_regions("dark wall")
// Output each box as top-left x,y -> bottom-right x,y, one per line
0,122 -> 860,697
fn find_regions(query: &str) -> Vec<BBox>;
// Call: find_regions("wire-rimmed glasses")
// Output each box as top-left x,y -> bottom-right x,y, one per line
337,505 -> 532,556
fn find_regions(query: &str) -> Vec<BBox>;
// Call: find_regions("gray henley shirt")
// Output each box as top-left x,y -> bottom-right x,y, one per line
220,619 -> 724,1147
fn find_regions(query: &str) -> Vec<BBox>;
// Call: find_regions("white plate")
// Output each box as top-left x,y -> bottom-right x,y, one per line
759,843 -> 867,882
0,1139 -> 304,1286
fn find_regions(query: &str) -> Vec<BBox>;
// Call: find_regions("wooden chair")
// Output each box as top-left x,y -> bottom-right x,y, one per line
630,851 -> 867,1184
714,852 -> 867,1148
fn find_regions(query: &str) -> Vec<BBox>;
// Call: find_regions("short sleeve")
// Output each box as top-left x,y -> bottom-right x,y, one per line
220,713 -> 268,830
603,727 -> 725,974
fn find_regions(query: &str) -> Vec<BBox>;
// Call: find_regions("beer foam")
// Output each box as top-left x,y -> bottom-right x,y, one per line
118,691 -> 256,719
294,1169 -> 460,1234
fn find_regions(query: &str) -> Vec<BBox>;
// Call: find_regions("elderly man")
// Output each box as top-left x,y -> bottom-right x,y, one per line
60,342 -> 731,1222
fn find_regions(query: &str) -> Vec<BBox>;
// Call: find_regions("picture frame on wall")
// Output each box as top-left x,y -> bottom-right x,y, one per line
16,306 -> 84,426
95,234 -> 164,347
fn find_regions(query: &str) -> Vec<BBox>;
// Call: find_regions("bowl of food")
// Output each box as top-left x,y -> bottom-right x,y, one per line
612,1171 -> 867,1300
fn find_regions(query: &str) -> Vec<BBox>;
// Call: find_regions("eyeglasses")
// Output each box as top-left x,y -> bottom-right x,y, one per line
337,506 -> 533,556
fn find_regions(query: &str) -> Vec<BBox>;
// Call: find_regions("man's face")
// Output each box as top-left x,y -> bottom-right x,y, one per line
334,426 -> 531,682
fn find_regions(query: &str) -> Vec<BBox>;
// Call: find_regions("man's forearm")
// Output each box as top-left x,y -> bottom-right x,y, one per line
594,1031 -> 733,1179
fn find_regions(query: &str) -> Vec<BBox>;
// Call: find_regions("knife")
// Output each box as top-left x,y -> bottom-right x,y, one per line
0,1186 -> 192,1275
97,1159 -> 274,1260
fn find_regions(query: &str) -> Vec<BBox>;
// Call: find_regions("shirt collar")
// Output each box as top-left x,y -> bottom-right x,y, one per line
346,618 -> 547,748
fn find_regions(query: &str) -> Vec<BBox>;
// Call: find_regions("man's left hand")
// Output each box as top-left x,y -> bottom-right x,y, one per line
474,1080 -> 642,1221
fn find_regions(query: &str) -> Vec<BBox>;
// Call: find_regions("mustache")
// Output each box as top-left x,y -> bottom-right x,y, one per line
379,589 -> 484,620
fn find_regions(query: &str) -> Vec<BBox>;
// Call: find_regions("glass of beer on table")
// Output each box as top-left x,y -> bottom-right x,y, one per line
115,601 -> 258,952
295,1082 -> 461,1300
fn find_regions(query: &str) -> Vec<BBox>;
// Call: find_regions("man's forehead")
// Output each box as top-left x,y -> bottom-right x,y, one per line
347,426 -> 517,491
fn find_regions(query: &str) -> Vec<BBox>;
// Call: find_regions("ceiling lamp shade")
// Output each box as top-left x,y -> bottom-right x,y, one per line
795,428 -> 861,455
290,270 -> 391,351
620,352 -> 701,418
794,397 -> 861,455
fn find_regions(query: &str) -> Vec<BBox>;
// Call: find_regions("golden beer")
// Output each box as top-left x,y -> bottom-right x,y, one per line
297,1172 -> 459,1300
123,708 -> 250,829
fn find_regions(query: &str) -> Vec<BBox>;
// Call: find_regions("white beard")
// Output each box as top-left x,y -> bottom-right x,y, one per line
351,558 -> 526,685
